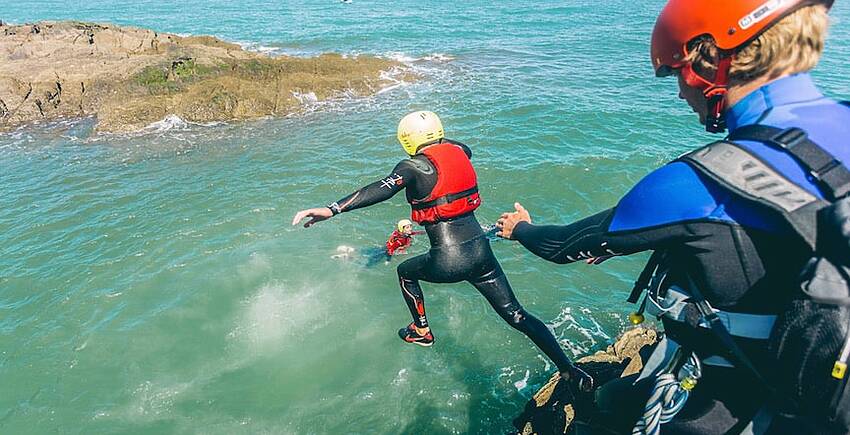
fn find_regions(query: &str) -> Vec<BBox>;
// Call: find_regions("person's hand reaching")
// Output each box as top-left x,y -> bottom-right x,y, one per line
496,202 -> 532,240
292,207 -> 334,228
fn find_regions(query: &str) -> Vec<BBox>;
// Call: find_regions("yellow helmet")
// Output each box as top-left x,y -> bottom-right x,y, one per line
397,219 -> 413,232
397,111 -> 444,155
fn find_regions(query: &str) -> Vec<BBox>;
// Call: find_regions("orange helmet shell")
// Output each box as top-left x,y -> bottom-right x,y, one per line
651,0 -> 834,76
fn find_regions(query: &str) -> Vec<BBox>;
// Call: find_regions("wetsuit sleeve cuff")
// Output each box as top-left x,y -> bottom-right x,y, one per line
513,221 -> 532,242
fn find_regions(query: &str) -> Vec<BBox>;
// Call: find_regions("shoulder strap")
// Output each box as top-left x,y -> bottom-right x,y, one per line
628,250 -> 664,303
679,139 -> 824,249
728,125 -> 850,201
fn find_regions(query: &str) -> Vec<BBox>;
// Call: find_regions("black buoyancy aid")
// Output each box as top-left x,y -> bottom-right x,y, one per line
409,142 -> 481,224
631,125 -> 850,428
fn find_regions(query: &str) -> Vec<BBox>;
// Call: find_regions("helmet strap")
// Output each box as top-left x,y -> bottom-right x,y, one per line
703,56 -> 733,133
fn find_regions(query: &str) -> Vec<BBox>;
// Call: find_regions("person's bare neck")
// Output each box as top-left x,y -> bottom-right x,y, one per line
725,69 -> 797,109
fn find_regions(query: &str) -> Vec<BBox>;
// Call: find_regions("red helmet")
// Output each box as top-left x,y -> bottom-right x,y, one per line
651,0 -> 834,132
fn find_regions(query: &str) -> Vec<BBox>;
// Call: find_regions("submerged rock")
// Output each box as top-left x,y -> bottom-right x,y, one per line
0,21 -> 407,132
513,327 -> 658,435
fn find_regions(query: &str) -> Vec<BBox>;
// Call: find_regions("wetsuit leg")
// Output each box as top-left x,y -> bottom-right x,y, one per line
397,252 -> 442,329
396,215 -> 577,377
468,264 -> 575,374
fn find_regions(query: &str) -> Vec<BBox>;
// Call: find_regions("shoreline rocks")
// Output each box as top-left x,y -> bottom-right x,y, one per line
0,21 -> 407,133
513,327 -> 659,435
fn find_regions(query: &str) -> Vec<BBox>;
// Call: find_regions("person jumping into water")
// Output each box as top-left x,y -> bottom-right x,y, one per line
292,111 -> 592,389
386,219 -> 423,257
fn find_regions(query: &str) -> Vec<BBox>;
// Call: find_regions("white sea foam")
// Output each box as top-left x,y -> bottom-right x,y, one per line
131,114 -> 224,135
498,366 -> 515,379
391,368 -> 409,386
548,305 -> 612,356
232,40 -> 311,57
423,53 -> 455,62
372,51 -> 457,102
374,83 -> 402,95
331,244 -> 356,260
231,282 -> 328,349
291,91 -> 319,105
385,53 -> 419,63
383,52 -> 455,64
127,380 -> 192,419
143,114 -> 189,132
232,40 -> 286,56
253,45 -> 281,55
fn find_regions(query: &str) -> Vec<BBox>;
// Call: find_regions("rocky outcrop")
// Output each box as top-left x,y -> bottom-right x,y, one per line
513,327 -> 659,435
0,21 -> 404,132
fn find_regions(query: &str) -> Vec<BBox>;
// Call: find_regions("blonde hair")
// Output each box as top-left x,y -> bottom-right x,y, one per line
686,5 -> 829,84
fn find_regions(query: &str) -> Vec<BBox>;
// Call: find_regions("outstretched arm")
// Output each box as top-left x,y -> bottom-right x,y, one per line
508,208 -> 622,263
293,161 -> 414,228
497,203 -> 685,264
495,164 -> 728,263
327,170 -> 408,215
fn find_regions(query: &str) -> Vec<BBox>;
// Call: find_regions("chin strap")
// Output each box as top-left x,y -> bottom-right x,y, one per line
703,56 -> 733,134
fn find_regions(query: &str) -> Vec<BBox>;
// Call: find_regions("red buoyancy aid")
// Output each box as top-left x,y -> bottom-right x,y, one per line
386,230 -> 412,255
410,142 -> 481,224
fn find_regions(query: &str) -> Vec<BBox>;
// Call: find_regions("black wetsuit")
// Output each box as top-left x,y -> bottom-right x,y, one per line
512,75 -> 850,433
512,209 -> 799,433
329,140 -> 576,374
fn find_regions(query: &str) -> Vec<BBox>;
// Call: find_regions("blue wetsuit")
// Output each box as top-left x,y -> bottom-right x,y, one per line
514,73 -> 850,433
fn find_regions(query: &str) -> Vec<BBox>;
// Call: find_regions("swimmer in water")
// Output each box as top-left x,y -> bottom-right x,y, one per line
386,219 -> 424,257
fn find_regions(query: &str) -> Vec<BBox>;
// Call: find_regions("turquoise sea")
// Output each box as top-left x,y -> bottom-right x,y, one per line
1,1 -> 849,433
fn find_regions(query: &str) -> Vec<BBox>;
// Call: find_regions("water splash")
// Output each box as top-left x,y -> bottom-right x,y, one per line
143,114 -> 189,132
228,282 -> 329,350
549,306 -> 613,356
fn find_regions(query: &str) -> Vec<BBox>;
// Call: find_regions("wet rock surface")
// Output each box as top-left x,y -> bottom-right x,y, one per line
0,21 -> 403,132
513,327 -> 659,435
